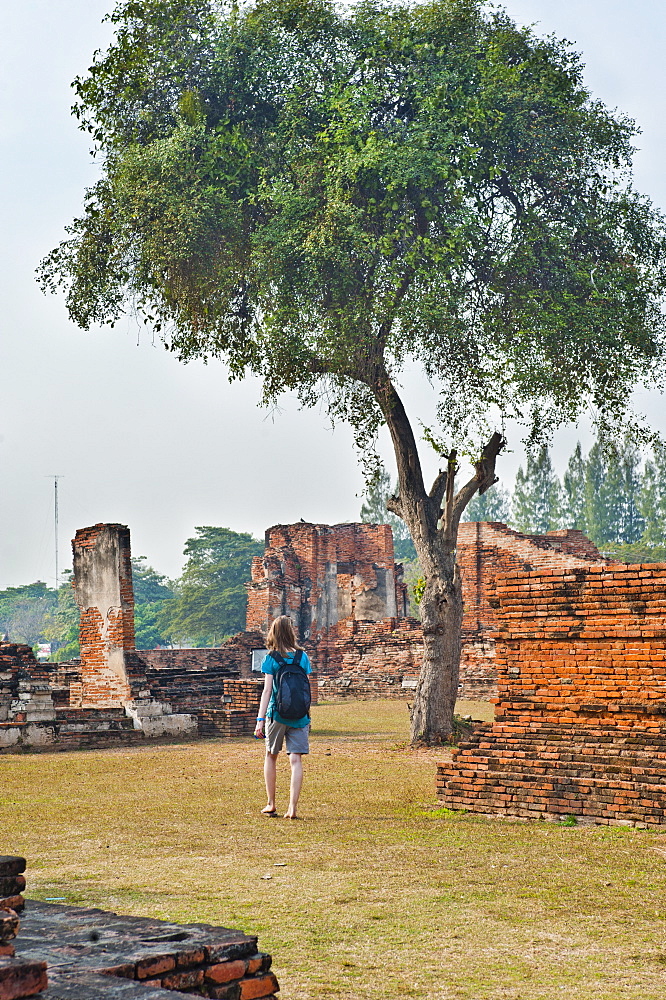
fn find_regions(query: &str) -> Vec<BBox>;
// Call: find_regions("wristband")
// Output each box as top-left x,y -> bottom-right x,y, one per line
256,717 -> 265,722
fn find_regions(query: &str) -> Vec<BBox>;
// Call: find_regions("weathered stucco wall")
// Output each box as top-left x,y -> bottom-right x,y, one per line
72,524 -> 136,707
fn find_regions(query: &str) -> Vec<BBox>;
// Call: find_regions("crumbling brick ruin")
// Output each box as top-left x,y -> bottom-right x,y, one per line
246,520 -> 607,700
456,522 -> 606,699
0,855 -> 279,999
0,525 -> 267,752
437,562 -> 666,827
246,521 -> 421,696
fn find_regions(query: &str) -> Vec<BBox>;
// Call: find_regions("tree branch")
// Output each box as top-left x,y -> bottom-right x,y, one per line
446,431 -> 505,534
428,468 -> 448,509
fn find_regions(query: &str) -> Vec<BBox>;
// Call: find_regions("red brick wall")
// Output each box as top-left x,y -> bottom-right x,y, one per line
251,521 -> 606,701
438,562 -> 666,827
456,522 -> 606,699
246,522 -> 407,639
315,618 -> 422,697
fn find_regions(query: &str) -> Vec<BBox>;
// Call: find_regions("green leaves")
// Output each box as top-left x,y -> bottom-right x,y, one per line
40,0 -> 666,456
155,526 -> 263,646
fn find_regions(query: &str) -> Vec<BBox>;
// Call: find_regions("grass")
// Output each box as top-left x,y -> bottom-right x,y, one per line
3,698 -> 666,999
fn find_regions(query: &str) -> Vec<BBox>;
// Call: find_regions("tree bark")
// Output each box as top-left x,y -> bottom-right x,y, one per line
372,370 -> 504,744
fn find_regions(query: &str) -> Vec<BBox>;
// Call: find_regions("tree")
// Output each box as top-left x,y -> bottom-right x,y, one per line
0,582 -> 56,648
640,443 -> 666,546
44,574 -> 81,661
39,0 -> 666,742
512,446 -> 562,534
562,442 -> 587,532
462,483 -> 511,523
131,556 -> 175,649
583,436 -> 645,546
156,527 -> 263,646
360,467 -> 417,561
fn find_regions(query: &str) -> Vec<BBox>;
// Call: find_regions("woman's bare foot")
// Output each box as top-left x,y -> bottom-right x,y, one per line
283,811 -> 300,819
261,805 -> 277,816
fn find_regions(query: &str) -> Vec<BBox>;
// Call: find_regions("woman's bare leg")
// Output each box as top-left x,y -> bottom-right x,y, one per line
285,753 -> 303,818
262,752 -> 278,813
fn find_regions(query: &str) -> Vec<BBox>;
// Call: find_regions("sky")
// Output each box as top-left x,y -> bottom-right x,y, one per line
1,0 -> 665,589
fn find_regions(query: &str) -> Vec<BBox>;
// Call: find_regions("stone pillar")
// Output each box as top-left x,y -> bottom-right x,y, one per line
72,524 -> 135,708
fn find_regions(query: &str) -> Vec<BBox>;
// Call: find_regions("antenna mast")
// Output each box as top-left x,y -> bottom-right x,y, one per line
47,476 -> 62,592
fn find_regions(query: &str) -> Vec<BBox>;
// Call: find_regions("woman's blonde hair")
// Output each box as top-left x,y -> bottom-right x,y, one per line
266,615 -> 300,655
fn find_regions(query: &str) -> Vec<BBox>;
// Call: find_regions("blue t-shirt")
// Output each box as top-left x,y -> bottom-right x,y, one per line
261,650 -> 312,728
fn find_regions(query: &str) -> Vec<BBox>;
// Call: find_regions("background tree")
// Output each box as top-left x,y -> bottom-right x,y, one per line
640,443 -> 666,547
43,574 -> 81,661
562,442 -> 587,532
512,446 -> 562,534
583,437 -> 645,547
462,484 -> 511,523
40,0 -> 666,742
131,556 -> 175,649
360,467 -> 417,561
156,527 -> 263,647
0,582 -> 56,648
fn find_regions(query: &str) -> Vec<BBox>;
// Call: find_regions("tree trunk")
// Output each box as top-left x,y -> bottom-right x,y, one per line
371,368 -> 504,745
410,563 -> 463,743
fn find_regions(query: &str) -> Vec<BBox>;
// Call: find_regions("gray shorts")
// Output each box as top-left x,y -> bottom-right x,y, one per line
265,718 -> 310,755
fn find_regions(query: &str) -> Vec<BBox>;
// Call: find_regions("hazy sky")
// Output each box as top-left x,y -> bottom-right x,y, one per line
1,1 -> 665,588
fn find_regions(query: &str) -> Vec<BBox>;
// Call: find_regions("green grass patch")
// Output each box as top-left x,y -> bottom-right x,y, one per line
3,699 -> 666,999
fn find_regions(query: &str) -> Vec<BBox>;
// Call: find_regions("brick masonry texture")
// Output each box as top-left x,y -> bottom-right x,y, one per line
437,562 -> 666,827
247,521 -> 606,700
0,520 -> 611,751
0,856 -> 279,1000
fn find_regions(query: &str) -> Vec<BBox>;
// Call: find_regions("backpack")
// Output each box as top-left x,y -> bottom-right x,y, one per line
271,649 -> 311,721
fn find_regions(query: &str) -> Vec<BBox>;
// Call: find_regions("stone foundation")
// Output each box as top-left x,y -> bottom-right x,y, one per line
437,563 -> 666,827
0,857 -> 279,999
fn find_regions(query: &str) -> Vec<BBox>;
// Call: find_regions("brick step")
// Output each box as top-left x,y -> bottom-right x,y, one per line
442,771 -> 666,797
53,728 -> 147,749
452,746 -> 666,767
55,709 -> 129,722
56,718 -> 138,734
444,756 -> 666,783
474,723 -> 666,747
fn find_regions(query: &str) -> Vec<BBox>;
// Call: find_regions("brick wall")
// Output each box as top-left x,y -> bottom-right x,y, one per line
249,522 -> 606,701
246,522 -> 408,639
135,633 -> 267,737
456,522 -> 606,700
1,856 -> 279,1000
315,618 -> 423,697
437,562 -> 666,827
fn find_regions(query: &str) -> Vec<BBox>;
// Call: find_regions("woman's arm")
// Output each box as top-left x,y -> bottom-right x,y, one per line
254,674 -> 273,738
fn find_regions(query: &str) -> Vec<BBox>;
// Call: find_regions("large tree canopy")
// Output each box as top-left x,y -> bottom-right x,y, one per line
40,0 -> 666,741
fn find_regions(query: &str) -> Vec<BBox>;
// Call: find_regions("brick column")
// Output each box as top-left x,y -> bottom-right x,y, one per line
72,524 -> 135,708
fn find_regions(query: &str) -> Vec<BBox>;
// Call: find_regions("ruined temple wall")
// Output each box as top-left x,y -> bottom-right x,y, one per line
246,522 -> 405,640
138,631 -> 265,678
437,562 -> 666,827
456,522 -> 607,699
315,618 -> 423,697
246,521 -> 607,701
491,563 -> 666,729
72,524 -> 137,707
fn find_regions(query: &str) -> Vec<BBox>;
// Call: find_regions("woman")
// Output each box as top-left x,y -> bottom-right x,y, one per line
254,615 -> 313,819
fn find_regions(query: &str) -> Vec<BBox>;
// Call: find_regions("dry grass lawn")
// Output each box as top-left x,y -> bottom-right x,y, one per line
2,699 -> 666,999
